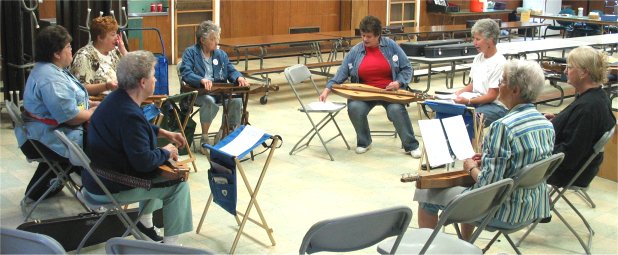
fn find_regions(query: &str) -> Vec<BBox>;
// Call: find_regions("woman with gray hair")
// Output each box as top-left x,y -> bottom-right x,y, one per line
85,50 -> 192,244
179,20 -> 249,155
453,18 -> 507,127
418,59 -> 554,241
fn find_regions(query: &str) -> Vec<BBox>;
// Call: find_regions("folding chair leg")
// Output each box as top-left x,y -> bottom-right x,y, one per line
516,220 -> 540,247
482,232 -> 502,254
503,233 -> 522,255
289,112 -> 348,161
21,168 -> 55,221
195,194 -> 214,234
553,207 -> 592,254
575,189 -> 596,208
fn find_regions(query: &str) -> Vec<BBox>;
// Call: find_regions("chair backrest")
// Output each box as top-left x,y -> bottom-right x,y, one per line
53,130 -> 126,209
176,60 -> 184,87
5,100 -> 25,129
512,153 -> 565,189
299,206 -> 412,254
1,228 -> 66,254
105,237 -> 212,255
284,64 -> 322,101
564,126 -> 616,189
431,178 -> 514,250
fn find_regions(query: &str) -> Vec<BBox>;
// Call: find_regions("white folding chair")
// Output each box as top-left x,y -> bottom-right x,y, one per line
53,130 -> 149,253
299,206 -> 412,254
5,100 -> 86,221
518,127 -> 616,255
377,179 -> 514,254
284,64 -> 350,161
479,153 -> 565,255
105,237 -> 212,254
1,227 -> 66,254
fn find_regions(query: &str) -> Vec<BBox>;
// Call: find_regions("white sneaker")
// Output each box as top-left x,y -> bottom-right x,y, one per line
69,172 -> 82,187
355,144 -> 371,154
409,148 -> 422,158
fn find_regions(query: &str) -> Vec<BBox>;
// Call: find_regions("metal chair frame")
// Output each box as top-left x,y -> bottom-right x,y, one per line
284,64 -> 350,161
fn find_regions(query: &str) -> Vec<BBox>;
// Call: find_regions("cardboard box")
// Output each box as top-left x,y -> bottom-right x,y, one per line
597,112 -> 618,182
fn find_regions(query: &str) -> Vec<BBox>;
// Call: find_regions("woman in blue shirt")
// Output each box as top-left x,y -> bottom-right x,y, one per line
179,20 -> 250,154
16,25 -> 96,201
416,60 -> 554,241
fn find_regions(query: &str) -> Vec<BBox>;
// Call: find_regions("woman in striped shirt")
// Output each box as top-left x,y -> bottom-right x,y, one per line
415,59 -> 555,241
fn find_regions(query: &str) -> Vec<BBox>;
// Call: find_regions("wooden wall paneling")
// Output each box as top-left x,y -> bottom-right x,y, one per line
143,15 -> 172,61
368,0 -> 387,23
340,0 -> 352,30
351,0 -> 369,29
226,0 -> 274,37
273,0 -> 292,34
38,0 -> 57,19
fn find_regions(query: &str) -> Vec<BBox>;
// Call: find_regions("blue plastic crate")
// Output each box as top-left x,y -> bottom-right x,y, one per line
154,53 -> 168,95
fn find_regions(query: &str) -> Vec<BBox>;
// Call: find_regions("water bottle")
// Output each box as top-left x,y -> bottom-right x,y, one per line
578,7 -> 583,17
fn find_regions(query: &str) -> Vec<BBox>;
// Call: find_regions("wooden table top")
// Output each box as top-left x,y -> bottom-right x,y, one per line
531,14 -> 618,26
219,33 -> 340,48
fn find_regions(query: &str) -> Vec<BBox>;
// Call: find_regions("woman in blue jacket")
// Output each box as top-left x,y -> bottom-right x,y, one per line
179,21 -> 250,154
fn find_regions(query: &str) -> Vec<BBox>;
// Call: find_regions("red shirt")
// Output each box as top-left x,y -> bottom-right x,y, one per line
358,46 -> 392,89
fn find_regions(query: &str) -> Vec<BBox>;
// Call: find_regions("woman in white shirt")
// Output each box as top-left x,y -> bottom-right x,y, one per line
453,18 -> 508,127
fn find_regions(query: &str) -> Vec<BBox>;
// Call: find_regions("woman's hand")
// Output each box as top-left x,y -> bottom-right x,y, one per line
385,81 -> 400,91
162,143 -> 179,161
201,79 -> 213,91
105,80 -> 118,91
319,88 -> 331,102
463,158 -> 479,172
237,77 -> 250,87
116,34 -> 127,56
158,129 -> 186,149
453,96 -> 468,105
544,113 -> 555,120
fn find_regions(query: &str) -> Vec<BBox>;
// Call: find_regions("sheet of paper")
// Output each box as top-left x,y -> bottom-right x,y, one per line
459,92 -> 480,99
418,119 -> 453,167
219,125 -> 266,156
435,94 -> 456,100
441,116 -> 476,160
307,101 -> 341,111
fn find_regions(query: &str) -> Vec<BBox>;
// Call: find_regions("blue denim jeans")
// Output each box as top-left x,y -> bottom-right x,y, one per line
347,99 -> 419,151
195,94 -> 242,126
475,103 -> 508,127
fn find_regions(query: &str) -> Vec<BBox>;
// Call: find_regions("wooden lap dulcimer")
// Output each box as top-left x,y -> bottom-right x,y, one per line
401,170 -> 475,189
331,83 -> 433,104
181,83 -> 279,96
158,159 -> 191,181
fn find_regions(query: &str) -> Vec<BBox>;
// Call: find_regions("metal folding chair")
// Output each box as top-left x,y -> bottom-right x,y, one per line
196,125 -> 279,254
53,130 -> 149,254
1,227 -> 66,254
5,100 -> 86,222
518,126 -> 616,255
284,64 -> 350,161
105,237 -> 213,254
377,179 -> 514,254
299,206 -> 412,254
478,153 -> 565,255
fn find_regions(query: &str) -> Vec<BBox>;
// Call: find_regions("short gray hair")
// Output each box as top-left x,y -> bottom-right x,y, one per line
116,50 -> 157,90
503,59 -> 545,103
196,20 -> 221,42
471,18 -> 500,45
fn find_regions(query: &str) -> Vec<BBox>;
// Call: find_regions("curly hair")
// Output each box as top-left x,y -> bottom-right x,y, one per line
196,20 -> 221,43
116,51 -> 157,90
90,16 -> 118,41
359,15 -> 382,37
35,25 -> 72,62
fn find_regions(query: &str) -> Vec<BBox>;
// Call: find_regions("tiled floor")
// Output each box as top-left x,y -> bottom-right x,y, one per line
1,38 -> 617,254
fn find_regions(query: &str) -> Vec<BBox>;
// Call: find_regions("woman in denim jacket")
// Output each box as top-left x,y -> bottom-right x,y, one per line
179,21 -> 250,154
319,16 -> 420,158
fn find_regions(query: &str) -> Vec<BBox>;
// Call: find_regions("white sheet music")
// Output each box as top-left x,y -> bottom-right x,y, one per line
441,116 -> 475,160
418,119 -> 454,167
219,125 -> 266,157
307,101 -> 341,111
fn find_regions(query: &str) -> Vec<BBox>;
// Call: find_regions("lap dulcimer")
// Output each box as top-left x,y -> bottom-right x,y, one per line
158,159 -> 191,181
401,170 -> 474,189
331,83 -> 433,104
180,83 -> 279,96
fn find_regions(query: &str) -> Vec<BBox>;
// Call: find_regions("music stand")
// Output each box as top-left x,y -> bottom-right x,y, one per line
196,125 -> 279,254
415,100 -> 480,172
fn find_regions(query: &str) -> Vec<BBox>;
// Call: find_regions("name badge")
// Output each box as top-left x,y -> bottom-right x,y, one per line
392,55 -> 398,62
213,59 -> 219,66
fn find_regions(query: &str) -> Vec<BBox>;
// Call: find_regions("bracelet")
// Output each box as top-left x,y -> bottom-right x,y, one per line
468,166 -> 476,175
